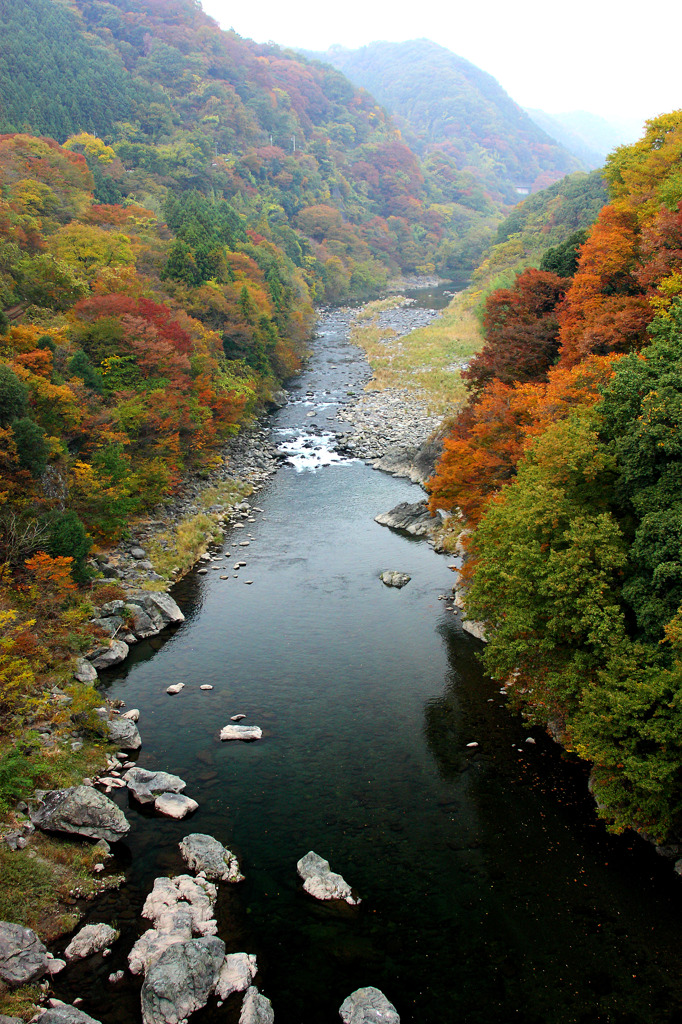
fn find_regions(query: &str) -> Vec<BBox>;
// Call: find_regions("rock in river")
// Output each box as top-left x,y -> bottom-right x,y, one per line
31,786 -> 130,843
339,987 -> 400,1024
380,571 -> 411,589
125,768 -> 186,805
141,936 -> 225,1024
0,921 -> 49,988
239,986 -> 274,1024
38,1007 -> 104,1024
179,833 -> 244,883
296,851 -> 360,905
374,500 -> 440,539
220,724 -> 262,741
64,923 -> 118,961
215,953 -> 258,1000
155,793 -> 198,819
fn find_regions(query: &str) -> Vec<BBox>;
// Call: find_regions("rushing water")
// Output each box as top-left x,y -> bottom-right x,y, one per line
58,303 -> 682,1024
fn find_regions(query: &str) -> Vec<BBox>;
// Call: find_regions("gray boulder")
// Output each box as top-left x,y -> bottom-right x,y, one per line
0,921 -> 49,988
155,793 -> 198,819
124,604 -> 157,639
88,640 -> 129,671
74,658 -> 98,684
339,987 -> 400,1024
38,1006 -> 103,1024
64,923 -> 118,961
0,1015 -> 24,1023
296,851 -> 359,905
179,834 -> 243,883
374,501 -> 439,539
239,986 -> 274,1024
220,724 -> 262,741
215,953 -> 257,1000
130,593 -> 185,633
90,616 -> 124,638
379,571 -> 411,589
141,936 -> 225,1024
125,768 -> 186,805
99,714 -> 141,751
31,786 -> 130,843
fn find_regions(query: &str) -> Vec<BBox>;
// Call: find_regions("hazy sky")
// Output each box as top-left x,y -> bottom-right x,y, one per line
200,0 -> 680,135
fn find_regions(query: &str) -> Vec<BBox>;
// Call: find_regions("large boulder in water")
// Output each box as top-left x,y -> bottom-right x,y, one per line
339,987 -> 400,1024
215,953 -> 258,1000
64,923 -> 118,961
31,786 -> 130,843
239,986 -> 274,1024
0,921 -> 49,988
179,833 -> 244,883
141,936 -> 225,1024
296,851 -> 360,905
125,768 -> 186,805
374,501 -> 440,539
379,571 -> 411,589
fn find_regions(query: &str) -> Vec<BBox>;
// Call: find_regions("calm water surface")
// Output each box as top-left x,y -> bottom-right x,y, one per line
59,304 -> 682,1024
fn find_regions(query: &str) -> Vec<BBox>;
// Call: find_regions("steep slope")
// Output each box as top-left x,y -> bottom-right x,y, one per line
312,39 -> 583,203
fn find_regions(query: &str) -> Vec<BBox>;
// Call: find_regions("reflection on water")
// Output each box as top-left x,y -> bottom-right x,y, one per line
55,304 -> 682,1024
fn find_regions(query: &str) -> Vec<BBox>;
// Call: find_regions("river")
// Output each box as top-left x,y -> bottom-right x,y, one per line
57,298 -> 682,1024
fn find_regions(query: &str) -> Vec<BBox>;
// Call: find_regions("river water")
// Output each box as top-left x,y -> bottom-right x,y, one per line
60,301 -> 682,1024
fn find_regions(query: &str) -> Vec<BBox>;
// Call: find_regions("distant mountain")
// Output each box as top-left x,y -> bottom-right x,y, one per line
524,110 -> 641,169
308,39 -> 583,204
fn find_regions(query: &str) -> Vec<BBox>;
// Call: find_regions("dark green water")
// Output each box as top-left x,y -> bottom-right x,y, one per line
58,308 -> 682,1024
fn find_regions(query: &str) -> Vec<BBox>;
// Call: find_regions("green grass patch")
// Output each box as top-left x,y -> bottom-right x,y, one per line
0,983 -> 42,1021
351,293 -> 483,415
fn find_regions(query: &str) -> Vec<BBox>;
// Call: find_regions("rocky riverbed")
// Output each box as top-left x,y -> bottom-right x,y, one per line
337,301 -> 444,475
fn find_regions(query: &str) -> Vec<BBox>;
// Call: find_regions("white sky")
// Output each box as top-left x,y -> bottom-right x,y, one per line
200,0 -> 681,138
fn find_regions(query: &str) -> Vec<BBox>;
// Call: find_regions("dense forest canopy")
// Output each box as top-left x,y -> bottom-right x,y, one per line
311,39 -> 582,201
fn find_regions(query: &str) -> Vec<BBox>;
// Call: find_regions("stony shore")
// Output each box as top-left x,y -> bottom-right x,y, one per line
337,300 -> 445,481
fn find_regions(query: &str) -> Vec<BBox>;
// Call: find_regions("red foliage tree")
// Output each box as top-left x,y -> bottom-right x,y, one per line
465,269 -> 569,396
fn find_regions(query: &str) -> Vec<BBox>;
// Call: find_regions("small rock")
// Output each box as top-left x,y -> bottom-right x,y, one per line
167,683 -> 185,695
220,725 -> 262,742
239,986 -> 274,1024
179,834 -> 244,883
296,851 -> 359,905
339,987 -> 399,1024
121,708 -> 140,721
230,714 -> 246,722
155,793 -> 199,819
215,953 -> 257,1000
65,923 -> 118,961
379,571 -> 411,589
108,970 -> 124,984
200,685 -> 213,691
466,742 -> 479,748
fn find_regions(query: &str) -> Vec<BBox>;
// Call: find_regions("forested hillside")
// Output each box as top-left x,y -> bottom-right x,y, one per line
429,112 -> 682,841
312,39 -> 582,201
0,0 -> 503,287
